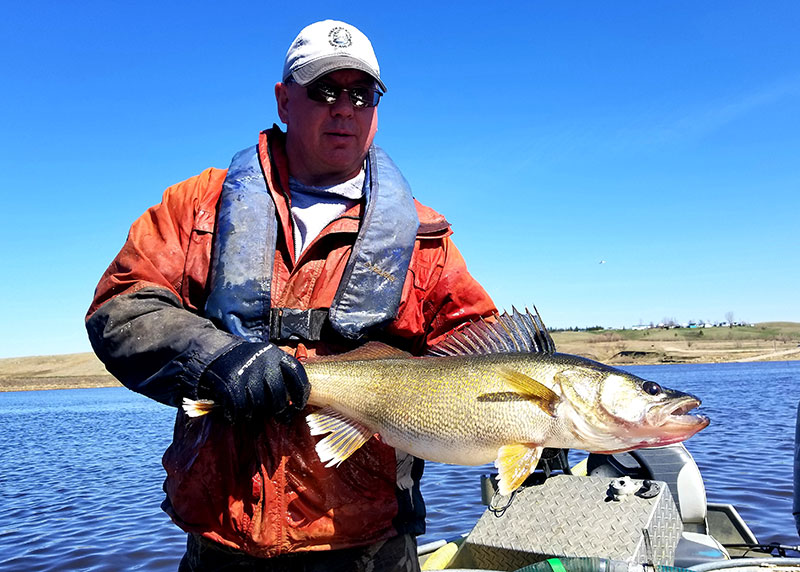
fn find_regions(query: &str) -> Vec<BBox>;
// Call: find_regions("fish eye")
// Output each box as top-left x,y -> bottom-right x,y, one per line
642,381 -> 662,396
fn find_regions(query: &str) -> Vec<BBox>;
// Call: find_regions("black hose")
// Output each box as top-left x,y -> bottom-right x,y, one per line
722,543 -> 800,558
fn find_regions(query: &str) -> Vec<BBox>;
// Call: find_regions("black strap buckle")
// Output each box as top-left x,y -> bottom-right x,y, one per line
269,308 -> 329,342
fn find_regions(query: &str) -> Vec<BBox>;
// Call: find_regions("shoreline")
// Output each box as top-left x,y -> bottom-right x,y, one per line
0,375 -> 122,393
2,341 -> 799,393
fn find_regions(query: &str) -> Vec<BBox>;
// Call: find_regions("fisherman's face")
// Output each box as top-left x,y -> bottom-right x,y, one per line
276,69 -> 379,187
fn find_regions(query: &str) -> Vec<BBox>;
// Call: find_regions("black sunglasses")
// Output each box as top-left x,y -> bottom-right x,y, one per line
302,80 -> 383,109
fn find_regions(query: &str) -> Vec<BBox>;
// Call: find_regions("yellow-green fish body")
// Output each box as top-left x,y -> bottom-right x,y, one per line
304,346 -> 708,495
306,352 -> 561,466
184,310 -> 709,496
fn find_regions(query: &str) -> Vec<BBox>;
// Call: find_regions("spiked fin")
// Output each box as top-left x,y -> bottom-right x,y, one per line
427,307 -> 556,357
495,444 -> 543,496
306,407 -> 374,467
495,369 -> 559,416
311,342 -> 411,363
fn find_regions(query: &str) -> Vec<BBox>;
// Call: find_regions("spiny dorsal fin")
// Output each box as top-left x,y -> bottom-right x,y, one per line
427,307 -> 556,357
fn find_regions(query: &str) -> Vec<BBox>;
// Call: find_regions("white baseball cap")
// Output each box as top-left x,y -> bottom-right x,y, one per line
282,20 -> 386,92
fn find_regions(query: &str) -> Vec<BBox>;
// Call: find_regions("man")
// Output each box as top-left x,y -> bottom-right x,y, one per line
86,20 -> 495,571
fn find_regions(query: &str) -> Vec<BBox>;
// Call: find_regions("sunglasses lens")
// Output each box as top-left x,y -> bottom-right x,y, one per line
308,83 -> 339,104
306,83 -> 382,108
349,88 -> 382,108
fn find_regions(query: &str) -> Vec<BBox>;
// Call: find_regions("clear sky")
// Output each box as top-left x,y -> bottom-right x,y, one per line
1,1 -> 798,358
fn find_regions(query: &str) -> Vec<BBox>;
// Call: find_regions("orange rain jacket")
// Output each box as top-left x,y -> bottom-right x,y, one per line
86,126 -> 496,558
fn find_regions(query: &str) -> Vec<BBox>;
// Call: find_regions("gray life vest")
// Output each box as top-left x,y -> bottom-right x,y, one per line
204,143 -> 420,343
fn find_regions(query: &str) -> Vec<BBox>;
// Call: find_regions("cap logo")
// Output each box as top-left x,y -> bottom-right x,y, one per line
328,27 -> 352,48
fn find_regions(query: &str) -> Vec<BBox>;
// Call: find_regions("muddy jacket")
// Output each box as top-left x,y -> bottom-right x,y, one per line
86,126 -> 495,558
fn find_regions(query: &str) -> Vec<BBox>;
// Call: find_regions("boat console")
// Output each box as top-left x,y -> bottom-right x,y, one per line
418,443 -> 800,571
586,445 -> 746,567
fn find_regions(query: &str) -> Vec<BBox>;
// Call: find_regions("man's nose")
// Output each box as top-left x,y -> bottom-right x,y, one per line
329,91 -> 355,116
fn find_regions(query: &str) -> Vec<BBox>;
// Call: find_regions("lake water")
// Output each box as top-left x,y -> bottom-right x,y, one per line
1,361 -> 798,570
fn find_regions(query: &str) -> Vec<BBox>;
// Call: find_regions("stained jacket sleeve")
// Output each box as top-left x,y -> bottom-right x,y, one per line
85,168 -> 238,407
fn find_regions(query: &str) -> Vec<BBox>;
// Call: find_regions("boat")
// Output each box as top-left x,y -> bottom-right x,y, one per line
417,436 -> 800,571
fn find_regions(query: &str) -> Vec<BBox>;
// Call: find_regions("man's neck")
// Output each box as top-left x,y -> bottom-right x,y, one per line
289,168 -> 362,187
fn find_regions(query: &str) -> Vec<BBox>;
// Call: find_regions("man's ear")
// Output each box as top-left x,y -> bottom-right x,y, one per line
275,82 -> 290,124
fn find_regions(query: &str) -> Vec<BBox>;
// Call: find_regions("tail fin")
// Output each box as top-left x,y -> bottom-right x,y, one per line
181,398 -> 216,418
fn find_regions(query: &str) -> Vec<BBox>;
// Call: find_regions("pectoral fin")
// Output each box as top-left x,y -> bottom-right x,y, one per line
495,368 -> 559,416
495,443 -> 543,496
306,407 -> 374,468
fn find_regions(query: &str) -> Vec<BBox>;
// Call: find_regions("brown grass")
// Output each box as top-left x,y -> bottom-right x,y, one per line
2,322 -> 798,391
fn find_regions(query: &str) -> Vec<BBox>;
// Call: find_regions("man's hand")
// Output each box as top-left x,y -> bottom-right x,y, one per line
200,342 -> 310,422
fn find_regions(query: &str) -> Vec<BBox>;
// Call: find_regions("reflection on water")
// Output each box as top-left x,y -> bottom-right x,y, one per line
1,361 -> 798,571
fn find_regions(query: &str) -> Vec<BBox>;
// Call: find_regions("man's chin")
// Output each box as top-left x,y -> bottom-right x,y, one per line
322,150 -> 366,171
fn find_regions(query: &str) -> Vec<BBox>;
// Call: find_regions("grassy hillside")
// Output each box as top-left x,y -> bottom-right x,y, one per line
0,352 -> 118,392
1,322 -> 798,391
551,322 -> 800,364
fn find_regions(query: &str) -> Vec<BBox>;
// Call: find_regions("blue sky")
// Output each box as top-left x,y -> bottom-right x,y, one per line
1,1 -> 798,358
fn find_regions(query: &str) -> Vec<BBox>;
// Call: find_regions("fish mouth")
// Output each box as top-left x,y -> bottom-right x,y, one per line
667,396 -> 704,417
647,395 -> 710,442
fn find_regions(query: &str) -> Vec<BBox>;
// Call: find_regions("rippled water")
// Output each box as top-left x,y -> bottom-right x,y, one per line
0,389 -> 184,570
1,361 -> 798,570
623,361 -> 800,547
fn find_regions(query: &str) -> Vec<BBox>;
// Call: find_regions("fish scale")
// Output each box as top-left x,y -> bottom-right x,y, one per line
183,310 -> 709,496
309,354 -> 552,450
303,346 -> 707,496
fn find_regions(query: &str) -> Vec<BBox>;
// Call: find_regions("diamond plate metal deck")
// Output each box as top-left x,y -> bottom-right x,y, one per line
459,475 -> 682,571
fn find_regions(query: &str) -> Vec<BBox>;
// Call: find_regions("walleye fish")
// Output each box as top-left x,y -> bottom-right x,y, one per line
184,309 -> 709,496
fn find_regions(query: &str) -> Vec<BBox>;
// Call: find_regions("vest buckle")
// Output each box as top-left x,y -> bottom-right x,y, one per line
269,308 -> 329,342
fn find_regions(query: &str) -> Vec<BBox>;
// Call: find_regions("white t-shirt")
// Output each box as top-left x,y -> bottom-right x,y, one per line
288,170 -> 365,256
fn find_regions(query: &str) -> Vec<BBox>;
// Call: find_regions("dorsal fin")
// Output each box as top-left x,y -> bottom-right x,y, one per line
427,307 -> 556,357
311,341 -> 412,363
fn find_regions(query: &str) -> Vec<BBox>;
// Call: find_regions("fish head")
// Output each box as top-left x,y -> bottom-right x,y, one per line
556,363 -> 709,451
597,370 -> 709,446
